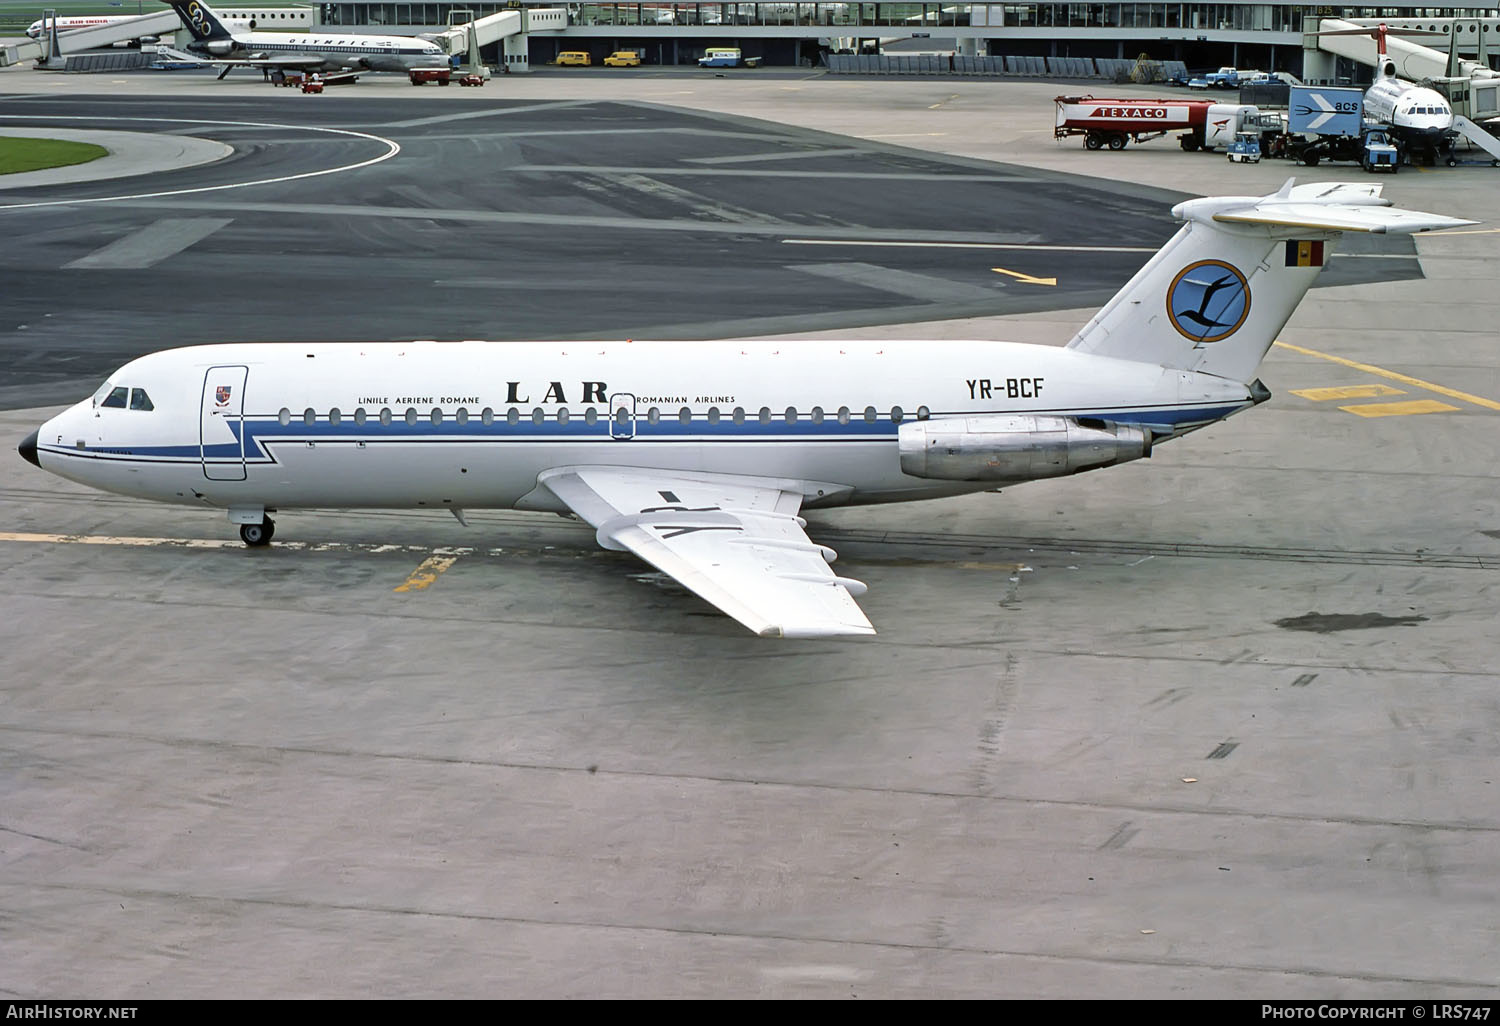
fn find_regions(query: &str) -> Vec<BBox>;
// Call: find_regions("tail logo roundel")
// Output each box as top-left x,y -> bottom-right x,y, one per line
185,1 -> 212,34
1166,260 -> 1251,344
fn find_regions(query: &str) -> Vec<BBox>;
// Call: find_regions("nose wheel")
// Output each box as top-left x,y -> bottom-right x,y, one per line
239,517 -> 275,547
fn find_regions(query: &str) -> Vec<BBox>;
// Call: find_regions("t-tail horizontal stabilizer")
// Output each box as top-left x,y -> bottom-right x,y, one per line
1066,180 -> 1476,383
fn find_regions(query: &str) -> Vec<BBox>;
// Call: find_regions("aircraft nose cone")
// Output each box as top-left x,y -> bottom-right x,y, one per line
19,429 -> 40,468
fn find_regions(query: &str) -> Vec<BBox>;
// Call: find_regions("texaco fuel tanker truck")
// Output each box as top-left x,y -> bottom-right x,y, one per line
1054,95 -> 1265,152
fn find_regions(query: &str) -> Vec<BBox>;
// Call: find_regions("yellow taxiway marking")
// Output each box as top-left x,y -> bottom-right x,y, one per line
0,532 -> 239,549
393,555 -> 458,593
0,532 -> 500,557
991,266 -> 1057,286
1275,340 -> 1500,412
1339,399 -> 1461,418
1290,384 -> 1406,401
928,94 -> 960,110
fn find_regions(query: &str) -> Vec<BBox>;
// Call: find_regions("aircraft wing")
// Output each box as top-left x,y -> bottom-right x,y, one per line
536,466 -> 874,638
156,46 -> 334,71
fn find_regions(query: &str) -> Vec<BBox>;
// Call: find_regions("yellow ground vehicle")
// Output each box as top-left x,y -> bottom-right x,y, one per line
604,51 -> 641,67
555,51 -> 591,66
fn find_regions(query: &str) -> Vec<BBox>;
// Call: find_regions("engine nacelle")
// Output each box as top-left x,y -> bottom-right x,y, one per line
898,414 -> 1152,483
204,40 -> 234,55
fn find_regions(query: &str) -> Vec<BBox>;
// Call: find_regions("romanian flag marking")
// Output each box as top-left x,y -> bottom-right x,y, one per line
1286,240 -> 1325,267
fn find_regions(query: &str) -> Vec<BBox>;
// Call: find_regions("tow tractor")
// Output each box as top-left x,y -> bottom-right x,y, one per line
301,75 -> 323,94
1361,128 -> 1399,173
1226,130 -> 1261,162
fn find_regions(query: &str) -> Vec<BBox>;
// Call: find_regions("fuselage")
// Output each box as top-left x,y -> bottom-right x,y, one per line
29,339 -> 1255,515
1365,76 -> 1454,143
190,30 -> 448,71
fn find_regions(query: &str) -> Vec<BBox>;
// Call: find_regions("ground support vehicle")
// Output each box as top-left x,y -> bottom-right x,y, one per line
554,51 -> 591,66
301,78 -> 323,93
604,50 -> 641,67
699,48 -> 760,68
1054,96 -> 1266,153
1227,130 -> 1262,162
1055,95 -> 1214,150
459,73 -> 485,86
409,67 -> 451,85
1361,129 -> 1399,173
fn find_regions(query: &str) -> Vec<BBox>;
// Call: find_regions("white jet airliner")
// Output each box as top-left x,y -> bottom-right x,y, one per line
163,0 -> 449,76
1315,22 -> 1457,164
18,182 -> 1470,638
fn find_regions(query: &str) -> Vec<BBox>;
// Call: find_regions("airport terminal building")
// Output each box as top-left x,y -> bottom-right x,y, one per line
306,2 -> 1499,76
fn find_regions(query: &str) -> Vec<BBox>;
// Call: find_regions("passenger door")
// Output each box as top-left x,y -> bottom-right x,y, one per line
201,365 -> 248,481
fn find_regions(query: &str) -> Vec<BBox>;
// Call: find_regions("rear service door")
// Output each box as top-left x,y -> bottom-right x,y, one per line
201,365 -> 248,480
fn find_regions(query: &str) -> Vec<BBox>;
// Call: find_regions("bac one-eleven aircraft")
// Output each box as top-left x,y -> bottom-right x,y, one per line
19,182 -> 1470,638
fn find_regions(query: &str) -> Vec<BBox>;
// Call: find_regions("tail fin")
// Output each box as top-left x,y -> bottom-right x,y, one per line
1066,180 -> 1474,383
168,0 -> 235,43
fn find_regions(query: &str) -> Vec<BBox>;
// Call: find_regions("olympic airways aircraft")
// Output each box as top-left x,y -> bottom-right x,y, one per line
18,183 -> 1470,638
162,0 -> 449,76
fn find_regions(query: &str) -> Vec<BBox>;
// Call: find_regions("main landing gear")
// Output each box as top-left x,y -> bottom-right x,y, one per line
239,517 -> 275,547
230,508 -> 276,547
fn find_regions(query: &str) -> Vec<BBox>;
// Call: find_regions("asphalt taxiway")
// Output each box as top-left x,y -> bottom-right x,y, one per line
1,68 -> 1497,999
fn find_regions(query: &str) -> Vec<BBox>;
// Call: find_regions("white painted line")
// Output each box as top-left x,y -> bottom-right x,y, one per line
0,116 -> 401,212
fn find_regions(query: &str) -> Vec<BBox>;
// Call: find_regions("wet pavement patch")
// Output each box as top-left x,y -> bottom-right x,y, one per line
1274,611 -> 1429,633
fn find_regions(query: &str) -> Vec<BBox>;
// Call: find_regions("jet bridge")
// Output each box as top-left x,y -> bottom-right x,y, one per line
422,8 -> 565,74
20,9 -> 186,69
1310,18 -> 1498,85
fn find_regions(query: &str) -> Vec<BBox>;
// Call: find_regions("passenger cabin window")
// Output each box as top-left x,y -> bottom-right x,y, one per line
129,388 -> 154,411
101,386 -> 128,409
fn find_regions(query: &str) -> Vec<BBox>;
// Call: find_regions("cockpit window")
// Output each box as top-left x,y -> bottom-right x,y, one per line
129,388 -> 154,411
100,386 -> 128,409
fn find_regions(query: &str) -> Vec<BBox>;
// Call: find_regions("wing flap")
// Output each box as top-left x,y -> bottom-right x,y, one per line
539,467 -> 874,638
